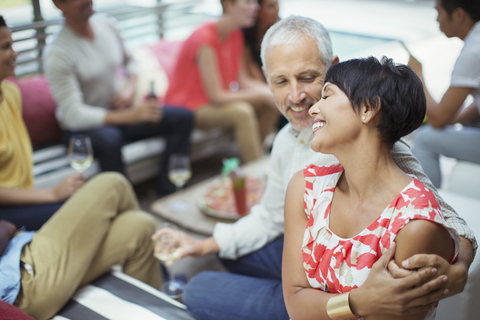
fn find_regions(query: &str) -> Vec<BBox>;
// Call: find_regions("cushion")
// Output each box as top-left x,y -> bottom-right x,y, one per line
7,75 -> 60,146
0,300 -> 35,320
149,40 -> 184,80
131,46 -> 170,107
54,271 -> 194,320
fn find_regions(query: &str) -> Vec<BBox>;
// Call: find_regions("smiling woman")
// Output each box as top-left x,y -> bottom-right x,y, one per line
283,56 -> 459,320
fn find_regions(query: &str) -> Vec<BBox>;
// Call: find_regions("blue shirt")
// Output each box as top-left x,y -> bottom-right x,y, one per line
0,231 -> 34,304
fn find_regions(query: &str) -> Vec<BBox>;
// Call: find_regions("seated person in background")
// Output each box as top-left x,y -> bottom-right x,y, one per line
0,172 -> 162,320
409,0 -> 480,188
0,16 -> 86,231
242,0 -> 288,130
163,0 -> 279,163
45,0 -> 194,196
284,56 -> 459,320
242,0 -> 279,82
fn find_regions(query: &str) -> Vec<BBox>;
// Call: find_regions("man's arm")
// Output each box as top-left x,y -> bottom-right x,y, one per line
454,102 -> 479,124
390,140 -> 476,302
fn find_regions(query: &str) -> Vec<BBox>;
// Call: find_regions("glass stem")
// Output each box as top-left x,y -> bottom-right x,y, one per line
168,263 -> 175,285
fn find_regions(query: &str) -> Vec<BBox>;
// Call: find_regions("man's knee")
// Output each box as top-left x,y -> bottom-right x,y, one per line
88,172 -> 129,188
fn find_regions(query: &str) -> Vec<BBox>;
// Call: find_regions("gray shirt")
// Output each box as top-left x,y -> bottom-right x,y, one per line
44,14 -> 137,130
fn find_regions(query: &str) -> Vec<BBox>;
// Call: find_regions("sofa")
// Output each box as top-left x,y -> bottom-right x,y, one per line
11,40 -> 234,189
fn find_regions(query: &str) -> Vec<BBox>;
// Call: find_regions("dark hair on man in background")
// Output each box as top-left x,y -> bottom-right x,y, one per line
325,56 -> 426,148
440,0 -> 480,22
0,16 -> 6,28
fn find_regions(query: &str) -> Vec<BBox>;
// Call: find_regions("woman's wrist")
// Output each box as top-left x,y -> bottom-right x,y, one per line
348,288 -> 366,318
326,292 -> 360,320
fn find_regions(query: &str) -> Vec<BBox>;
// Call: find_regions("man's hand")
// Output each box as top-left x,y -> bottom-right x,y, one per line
350,242 -> 447,317
151,229 -> 219,259
395,254 -> 468,298
131,101 -> 163,124
51,173 -> 87,202
111,91 -> 134,110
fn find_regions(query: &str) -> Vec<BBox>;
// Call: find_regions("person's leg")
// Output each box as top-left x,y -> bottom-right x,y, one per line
61,127 -> 124,173
220,235 -> 283,279
413,125 -> 480,187
184,273 -> 287,320
256,104 -> 280,143
119,107 -> 194,195
15,172 -> 160,320
195,102 -> 263,162
0,202 -> 63,231
183,237 -> 287,320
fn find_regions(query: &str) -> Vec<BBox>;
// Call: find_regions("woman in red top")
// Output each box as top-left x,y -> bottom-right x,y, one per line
164,0 -> 279,163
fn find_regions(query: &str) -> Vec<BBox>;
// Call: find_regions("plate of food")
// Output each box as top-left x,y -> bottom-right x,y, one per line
197,176 -> 266,220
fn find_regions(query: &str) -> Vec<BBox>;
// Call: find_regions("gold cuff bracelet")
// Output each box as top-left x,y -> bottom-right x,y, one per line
326,292 -> 358,319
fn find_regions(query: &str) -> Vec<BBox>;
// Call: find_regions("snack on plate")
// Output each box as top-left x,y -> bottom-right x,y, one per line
199,176 -> 266,220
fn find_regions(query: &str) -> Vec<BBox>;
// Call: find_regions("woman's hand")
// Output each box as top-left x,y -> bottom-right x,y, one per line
51,173 -> 87,202
151,229 -> 220,259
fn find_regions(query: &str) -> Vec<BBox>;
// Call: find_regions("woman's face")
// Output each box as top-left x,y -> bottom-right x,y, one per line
227,0 -> 260,28
309,83 -> 362,154
0,27 -> 17,81
258,0 -> 279,27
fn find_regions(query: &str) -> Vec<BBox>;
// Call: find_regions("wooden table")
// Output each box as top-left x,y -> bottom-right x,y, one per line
150,156 -> 269,236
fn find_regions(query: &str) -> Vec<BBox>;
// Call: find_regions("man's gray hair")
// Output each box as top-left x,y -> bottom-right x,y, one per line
260,15 -> 333,73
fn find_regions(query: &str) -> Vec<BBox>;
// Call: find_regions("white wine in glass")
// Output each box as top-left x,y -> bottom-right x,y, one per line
68,135 -> 93,173
154,223 -> 184,299
168,154 -> 191,212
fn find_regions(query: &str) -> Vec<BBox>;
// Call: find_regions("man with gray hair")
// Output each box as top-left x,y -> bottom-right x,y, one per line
164,15 -> 476,320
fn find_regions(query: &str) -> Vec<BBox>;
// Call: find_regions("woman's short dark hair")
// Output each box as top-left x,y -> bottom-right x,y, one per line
0,16 -> 6,28
324,56 -> 426,148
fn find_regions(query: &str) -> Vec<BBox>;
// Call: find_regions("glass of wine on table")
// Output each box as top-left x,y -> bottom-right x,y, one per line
68,135 -> 93,173
168,153 -> 192,212
154,223 -> 185,299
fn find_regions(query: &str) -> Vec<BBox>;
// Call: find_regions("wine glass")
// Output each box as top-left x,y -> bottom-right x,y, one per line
168,153 -> 192,212
68,135 -> 93,173
154,223 -> 185,299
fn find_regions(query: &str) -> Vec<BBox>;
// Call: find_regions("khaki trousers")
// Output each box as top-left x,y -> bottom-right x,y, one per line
195,100 -> 279,163
14,172 -> 162,320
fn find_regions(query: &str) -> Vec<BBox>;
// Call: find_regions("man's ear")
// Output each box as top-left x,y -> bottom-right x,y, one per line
452,7 -> 468,23
330,55 -> 340,67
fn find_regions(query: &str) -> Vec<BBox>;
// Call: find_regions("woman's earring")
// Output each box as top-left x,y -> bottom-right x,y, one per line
362,116 -> 366,121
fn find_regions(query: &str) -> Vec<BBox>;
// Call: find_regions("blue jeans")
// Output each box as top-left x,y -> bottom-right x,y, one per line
0,202 -> 64,231
413,124 -> 480,187
62,106 -> 194,195
183,236 -> 289,320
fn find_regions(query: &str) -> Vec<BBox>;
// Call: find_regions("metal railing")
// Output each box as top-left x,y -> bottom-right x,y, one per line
10,0 -> 207,76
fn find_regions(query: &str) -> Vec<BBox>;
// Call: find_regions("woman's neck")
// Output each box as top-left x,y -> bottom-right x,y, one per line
216,15 -> 239,41
334,138 -> 408,202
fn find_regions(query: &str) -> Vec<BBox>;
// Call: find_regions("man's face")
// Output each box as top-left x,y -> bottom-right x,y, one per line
55,0 -> 94,22
264,36 -> 331,131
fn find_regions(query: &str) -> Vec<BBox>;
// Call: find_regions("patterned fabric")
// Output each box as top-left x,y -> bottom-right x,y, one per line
302,164 -> 460,319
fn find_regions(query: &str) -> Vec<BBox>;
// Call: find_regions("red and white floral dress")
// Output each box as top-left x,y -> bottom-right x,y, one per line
302,164 -> 459,320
